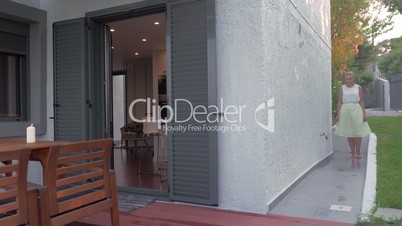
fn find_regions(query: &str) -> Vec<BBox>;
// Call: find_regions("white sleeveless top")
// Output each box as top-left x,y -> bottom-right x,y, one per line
342,84 -> 360,103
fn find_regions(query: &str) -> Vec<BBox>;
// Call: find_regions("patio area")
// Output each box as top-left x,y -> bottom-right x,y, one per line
71,132 -> 376,226
69,202 -> 354,226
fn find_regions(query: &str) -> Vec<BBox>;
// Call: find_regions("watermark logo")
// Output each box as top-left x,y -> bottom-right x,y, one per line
128,98 -> 275,133
254,98 -> 275,132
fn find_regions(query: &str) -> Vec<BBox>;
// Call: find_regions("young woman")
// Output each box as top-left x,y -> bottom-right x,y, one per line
335,72 -> 371,159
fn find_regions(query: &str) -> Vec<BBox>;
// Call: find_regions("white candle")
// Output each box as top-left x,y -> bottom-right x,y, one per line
27,124 -> 36,143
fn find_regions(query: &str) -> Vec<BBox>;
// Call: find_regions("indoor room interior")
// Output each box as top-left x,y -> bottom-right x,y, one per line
108,11 -> 168,191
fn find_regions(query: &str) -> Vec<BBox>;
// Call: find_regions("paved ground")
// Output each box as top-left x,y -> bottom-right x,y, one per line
374,208 -> 402,221
270,110 -> 396,224
270,148 -> 367,224
366,109 -> 402,116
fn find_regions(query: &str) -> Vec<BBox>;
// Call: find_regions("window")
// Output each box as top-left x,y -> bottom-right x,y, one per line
0,18 -> 29,122
0,52 -> 26,121
0,0 -> 46,137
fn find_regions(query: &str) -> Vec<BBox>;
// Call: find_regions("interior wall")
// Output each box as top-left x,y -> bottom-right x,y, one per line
112,57 -> 125,72
152,49 -> 167,112
126,59 -> 153,123
151,50 -> 166,161
112,75 -> 125,141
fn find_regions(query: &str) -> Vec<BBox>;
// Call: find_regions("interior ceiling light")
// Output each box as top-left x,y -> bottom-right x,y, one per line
110,29 -> 115,32
154,22 -> 160,25
142,38 -> 147,42
134,52 -> 139,55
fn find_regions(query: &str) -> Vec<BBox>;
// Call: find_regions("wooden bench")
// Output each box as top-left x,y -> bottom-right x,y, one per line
37,138 -> 120,226
0,148 -> 41,226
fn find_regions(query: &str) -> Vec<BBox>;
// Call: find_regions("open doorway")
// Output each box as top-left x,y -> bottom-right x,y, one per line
108,12 -> 168,191
79,0 -> 218,205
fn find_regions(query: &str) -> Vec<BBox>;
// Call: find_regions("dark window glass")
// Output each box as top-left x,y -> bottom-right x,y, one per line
0,52 -> 25,120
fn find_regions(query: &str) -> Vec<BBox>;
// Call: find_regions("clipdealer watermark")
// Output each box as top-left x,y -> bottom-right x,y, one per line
164,124 -> 247,133
128,98 -> 275,133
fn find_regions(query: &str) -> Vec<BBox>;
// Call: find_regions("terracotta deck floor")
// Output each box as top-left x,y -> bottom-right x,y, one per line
68,202 -> 354,226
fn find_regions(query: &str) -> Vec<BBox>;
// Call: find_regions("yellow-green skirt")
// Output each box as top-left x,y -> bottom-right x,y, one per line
335,103 -> 371,137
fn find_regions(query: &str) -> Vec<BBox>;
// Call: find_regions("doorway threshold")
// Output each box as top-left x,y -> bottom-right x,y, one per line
117,186 -> 169,201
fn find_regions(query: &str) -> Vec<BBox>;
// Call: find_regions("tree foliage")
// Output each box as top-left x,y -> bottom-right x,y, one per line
331,0 -> 394,75
348,64 -> 376,86
377,36 -> 402,78
331,0 -> 370,76
357,2 -> 395,73
354,40 -> 376,70
331,0 -> 372,111
380,0 -> 402,13
364,0 -> 396,44
330,0 -> 394,112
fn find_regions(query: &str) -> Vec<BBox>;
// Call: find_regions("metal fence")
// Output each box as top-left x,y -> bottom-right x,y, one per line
390,73 -> 402,111
364,78 -> 389,110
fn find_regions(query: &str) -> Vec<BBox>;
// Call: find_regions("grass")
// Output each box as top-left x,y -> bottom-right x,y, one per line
356,217 -> 402,226
368,116 -> 402,209
356,116 -> 402,225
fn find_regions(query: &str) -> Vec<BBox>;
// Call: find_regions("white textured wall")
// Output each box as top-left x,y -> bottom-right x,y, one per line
11,0 -> 332,214
215,0 -> 268,214
263,0 -> 332,209
216,0 -> 331,213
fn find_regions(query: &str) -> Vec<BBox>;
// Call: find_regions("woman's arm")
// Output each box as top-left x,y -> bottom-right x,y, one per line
335,86 -> 343,122
358,85 -> 367,122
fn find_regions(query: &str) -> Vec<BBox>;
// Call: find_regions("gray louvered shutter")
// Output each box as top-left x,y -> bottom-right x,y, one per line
0,32 -> 27,55
0,18 -> 29,55
54,18 -> 88,141
167,0 -> 218,205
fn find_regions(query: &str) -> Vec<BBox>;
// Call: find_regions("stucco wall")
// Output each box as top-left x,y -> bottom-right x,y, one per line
216,0 -> 331,213
264,0 -> 332,210
215,0 -> 269,213
10,0 -> 332,214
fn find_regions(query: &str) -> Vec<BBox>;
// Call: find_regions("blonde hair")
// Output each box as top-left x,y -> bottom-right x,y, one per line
344,71 -> 354,77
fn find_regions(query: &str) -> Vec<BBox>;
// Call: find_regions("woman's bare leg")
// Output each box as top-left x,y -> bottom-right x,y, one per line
348,137 -> 355,158
355,137 -> 362,158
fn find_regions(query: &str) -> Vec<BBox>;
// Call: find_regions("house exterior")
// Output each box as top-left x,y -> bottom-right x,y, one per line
0,0 -> 331,214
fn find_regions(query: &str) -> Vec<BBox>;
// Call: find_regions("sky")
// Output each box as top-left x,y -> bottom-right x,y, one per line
375,13 -> 402,44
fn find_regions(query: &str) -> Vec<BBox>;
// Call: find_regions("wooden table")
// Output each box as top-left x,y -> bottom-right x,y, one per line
0,140 -> 69,184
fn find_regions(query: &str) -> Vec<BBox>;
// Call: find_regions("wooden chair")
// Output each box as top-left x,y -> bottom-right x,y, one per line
0,148 -> 40,226
120,122 -> 148,152
37,138 -> 120,226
